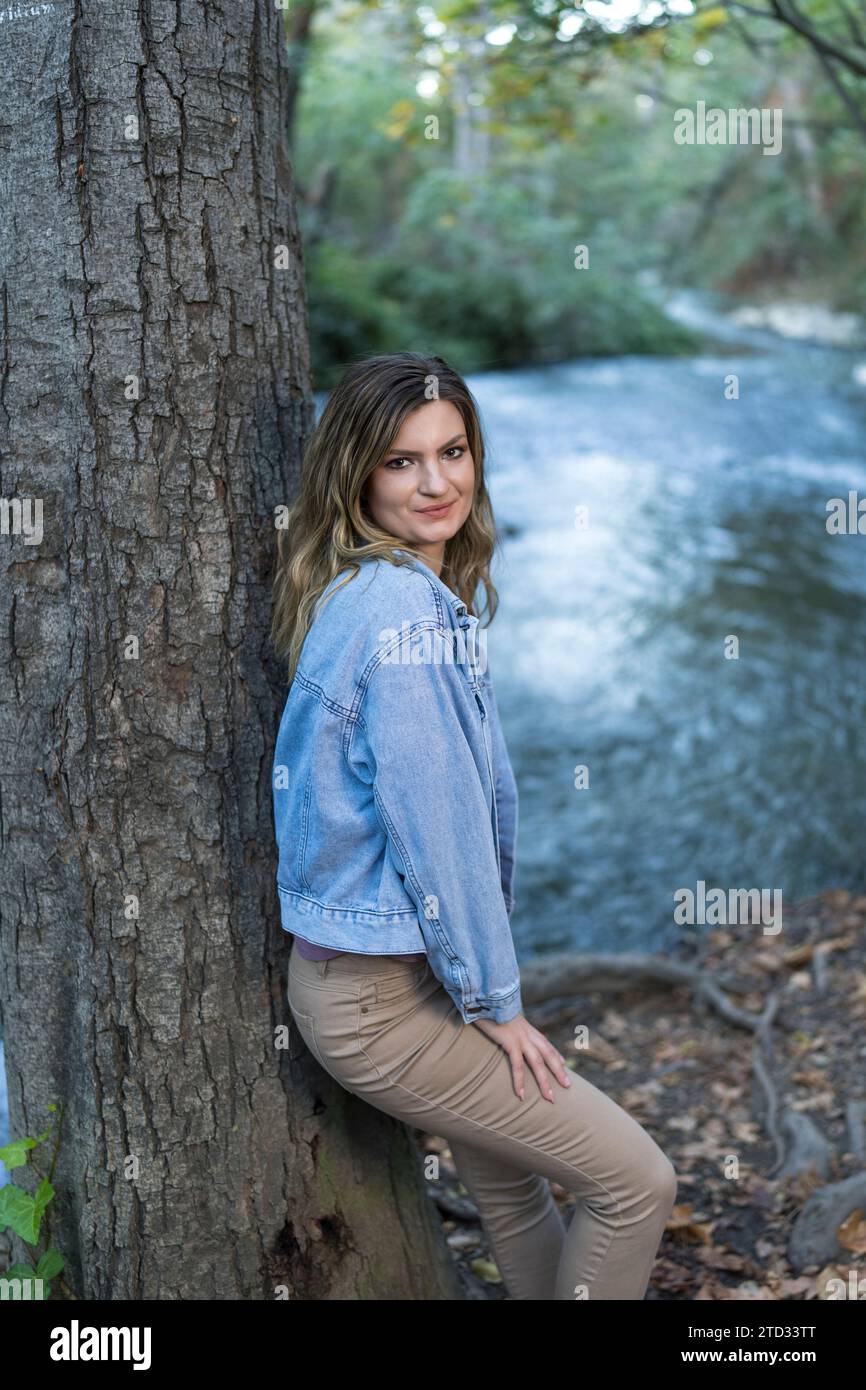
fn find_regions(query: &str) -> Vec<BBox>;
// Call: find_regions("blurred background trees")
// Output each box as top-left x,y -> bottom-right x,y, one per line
286,0 -> 866,384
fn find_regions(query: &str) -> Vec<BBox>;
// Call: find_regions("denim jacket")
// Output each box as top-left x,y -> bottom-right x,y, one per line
272,547 -> 522,1024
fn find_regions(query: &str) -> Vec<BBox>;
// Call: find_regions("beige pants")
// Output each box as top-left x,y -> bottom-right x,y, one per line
288,946 -> 677,1300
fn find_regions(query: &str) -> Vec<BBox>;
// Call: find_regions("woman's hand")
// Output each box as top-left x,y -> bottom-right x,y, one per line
474,1014 -> 573,1102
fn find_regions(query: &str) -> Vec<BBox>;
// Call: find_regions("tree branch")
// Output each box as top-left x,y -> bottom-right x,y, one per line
770,0 -> 866,78
810,43 -> 866,141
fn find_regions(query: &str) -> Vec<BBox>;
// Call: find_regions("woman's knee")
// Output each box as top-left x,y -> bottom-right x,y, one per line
647,1149 -> 678,1212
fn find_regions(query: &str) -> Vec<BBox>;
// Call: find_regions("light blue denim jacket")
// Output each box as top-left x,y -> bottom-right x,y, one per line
272,547 -> 522,1024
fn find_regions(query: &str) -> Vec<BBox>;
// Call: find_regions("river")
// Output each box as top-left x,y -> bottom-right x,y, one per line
477,291 -> 866,959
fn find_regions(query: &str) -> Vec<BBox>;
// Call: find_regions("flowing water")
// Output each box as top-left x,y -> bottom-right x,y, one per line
475,292 -> 866,961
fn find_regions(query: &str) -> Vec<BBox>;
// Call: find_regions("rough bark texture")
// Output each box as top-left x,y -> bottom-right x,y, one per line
0,0 -> 459,1300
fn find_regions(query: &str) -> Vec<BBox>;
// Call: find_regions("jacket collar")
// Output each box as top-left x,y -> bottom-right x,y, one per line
392,547 -> 472,621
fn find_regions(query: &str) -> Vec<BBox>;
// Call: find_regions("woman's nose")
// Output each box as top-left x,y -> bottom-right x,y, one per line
416,463 -> 447,490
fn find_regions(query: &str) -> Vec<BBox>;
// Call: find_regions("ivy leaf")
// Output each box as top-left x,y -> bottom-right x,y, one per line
0,1185 -> 38,1242
37,1248 -> 65,1280
0,1177 -> 54,1243
0,1137 -> 38,1170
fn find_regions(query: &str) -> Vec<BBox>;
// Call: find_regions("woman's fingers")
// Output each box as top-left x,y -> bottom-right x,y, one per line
508,1047 -> 525,1100
526,1038 -> 573,1103
496,1022 -> 572,1102
526,1047 -> 556,1102
542,1039 -> 572,1090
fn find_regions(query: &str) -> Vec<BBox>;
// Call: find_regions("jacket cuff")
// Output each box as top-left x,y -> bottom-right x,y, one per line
459,982 -> 523,1026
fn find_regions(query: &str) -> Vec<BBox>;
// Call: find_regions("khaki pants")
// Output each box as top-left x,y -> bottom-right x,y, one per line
288,947 -> 677,1300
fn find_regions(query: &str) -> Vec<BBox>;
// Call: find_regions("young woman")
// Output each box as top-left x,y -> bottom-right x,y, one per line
270,351 -> 677,1300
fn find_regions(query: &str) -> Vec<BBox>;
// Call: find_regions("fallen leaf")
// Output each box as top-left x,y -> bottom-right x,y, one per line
470,1258 -> 502,1284
837,1209 -> 866,1255
666,1204 -> 715,1244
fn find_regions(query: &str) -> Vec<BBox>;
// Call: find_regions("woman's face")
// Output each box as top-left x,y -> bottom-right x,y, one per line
362,399 -> 475,574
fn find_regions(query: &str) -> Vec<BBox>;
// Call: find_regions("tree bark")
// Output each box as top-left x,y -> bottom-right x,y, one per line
0,0 -> 459,1300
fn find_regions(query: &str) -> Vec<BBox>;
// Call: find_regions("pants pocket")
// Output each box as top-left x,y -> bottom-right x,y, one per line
368,960 -> 429,1006
356,966 -> 441,1062
289,1005 -> 327,1069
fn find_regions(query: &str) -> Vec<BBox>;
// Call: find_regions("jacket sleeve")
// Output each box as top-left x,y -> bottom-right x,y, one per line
483,671 -> 519,919
348,624 -> 523,1025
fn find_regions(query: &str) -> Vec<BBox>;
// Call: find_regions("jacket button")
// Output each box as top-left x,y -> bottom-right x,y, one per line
361,1006 -> 369,1013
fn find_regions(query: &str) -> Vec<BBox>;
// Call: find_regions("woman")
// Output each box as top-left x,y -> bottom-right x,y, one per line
270,351 -> 677,1300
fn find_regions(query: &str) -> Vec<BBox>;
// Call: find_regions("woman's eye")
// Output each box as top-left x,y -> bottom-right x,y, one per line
384,447 -> 464,468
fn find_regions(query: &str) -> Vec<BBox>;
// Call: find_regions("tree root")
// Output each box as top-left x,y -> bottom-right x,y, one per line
521,948 -> 866,1264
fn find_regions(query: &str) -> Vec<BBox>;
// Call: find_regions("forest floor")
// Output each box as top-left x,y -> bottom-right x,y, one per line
420,888 -> 866,1301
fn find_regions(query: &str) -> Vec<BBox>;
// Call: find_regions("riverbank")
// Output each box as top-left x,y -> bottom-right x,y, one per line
725,299 -> 866,350
425,887 -> 866,1301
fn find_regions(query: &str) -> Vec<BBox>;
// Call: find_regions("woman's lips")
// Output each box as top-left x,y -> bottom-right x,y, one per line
416,500 -> 456,516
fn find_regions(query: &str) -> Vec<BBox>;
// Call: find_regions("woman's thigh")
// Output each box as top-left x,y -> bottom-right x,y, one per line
288,951 -> 674,1204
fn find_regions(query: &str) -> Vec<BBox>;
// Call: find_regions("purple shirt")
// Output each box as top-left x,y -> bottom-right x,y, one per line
292,934 -> 425,963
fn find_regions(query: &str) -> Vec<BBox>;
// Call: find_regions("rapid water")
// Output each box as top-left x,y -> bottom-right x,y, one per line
476,292 -> 866,959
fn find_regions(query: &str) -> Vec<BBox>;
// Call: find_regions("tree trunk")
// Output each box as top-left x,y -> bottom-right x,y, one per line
0,0 -> 459,1300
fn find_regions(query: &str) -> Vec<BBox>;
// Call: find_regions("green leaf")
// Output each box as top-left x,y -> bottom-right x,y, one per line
0,1127 -> 51,1169
33,1179 -> 55,1234
0,1178 -> 54,1243
36,1248 -> 65,1280
0,1185 -> 38,1242
0,1137 -> 38,1170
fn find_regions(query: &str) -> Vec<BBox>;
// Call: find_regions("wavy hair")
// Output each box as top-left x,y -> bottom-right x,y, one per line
270,352 -> 502,685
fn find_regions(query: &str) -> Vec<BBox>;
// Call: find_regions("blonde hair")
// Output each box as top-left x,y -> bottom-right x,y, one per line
270,352 -> 501,685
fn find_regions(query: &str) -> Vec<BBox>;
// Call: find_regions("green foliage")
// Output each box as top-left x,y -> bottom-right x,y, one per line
306,168 -> 696,384
0,1103 -> 69,1301
297,0 -> 866,382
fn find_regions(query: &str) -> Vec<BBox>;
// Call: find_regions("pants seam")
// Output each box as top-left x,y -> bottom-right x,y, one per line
355,1036 -> 624,1218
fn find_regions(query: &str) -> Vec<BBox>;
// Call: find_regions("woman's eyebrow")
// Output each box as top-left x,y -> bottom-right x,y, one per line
385,434 -> 467,458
